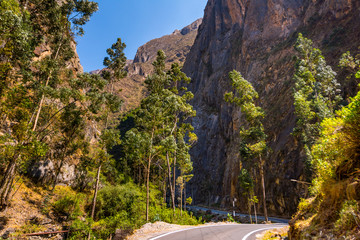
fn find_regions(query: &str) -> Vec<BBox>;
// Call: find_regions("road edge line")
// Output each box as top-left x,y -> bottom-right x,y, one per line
241,226 -> 285,240
148,224 -> 239,240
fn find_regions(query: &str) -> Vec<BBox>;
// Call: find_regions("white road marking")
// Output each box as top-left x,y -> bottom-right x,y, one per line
148,224 -> 239,240
241,226 -> 284,240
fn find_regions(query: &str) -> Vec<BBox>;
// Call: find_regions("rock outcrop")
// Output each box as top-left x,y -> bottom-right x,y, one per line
183,0 -> 360,216
116,19 -> 202,111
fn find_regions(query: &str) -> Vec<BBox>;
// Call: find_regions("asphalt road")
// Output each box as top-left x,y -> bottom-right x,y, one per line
149,224 -> 288,240
189,206 -> 289,224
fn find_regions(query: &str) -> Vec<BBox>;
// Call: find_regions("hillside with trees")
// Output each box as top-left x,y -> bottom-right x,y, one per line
0,0 -> 201,239
1,0 -> 360,239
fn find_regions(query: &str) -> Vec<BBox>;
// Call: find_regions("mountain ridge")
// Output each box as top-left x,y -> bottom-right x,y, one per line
182,0 -> 360,217
112,18 -> 202,112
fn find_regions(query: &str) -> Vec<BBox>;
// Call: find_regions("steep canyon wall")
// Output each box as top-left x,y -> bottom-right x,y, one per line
183,0 -> 360,216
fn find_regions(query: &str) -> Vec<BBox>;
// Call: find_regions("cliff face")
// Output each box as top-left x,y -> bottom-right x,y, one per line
183,0 -> 360,216
116,19 -> 202,111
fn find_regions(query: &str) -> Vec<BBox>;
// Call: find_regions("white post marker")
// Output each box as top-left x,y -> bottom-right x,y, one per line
233,198 -> 237,217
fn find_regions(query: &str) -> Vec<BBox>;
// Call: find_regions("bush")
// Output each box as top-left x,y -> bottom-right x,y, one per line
90,182 -> 201,238
335,200 -> 360,232
68,218 -> 93,240
149,206 -> 201,225
52,186 -> 87,220
96,182 -> 146,220
92,182 -> 147,238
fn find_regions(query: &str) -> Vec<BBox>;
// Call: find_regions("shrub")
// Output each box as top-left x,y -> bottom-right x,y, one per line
92,182 -> 147,238
335,200 -> 360,232
96,182 -> 145,220
68,218 -> 93,240
52,186 -> 87,220
150,206 -> 201,225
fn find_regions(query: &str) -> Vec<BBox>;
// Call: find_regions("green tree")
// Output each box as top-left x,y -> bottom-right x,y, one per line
292,34 -> 342,175
124,50 -> 196,221
238,169 -> 258,223
31,0 -> 98,132
339,51 -> 360,84
103,38 -> 127,82
0,0 -> 44,210
83,39 -> 126,239
224,70 -> 269,222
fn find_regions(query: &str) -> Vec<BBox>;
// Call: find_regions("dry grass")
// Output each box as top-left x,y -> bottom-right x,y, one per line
0,178 -> 62,238
257,226 -> 289,240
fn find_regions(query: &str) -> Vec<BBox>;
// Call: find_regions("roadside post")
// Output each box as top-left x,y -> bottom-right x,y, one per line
233,198 -> 237,217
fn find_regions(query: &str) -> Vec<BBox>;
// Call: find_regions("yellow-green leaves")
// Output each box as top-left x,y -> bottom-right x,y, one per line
224,70 -> 267,160
293,34 -> 342,177
310,89 -> 360,194
0,0 -> 21,15
224,70 -> 258,106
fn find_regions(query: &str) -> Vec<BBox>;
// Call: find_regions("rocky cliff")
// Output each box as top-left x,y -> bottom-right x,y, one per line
116,19 -> 202,111
183,0 -> 360,216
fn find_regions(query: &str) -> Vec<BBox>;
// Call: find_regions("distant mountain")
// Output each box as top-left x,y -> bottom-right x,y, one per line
114,18 -> 202,112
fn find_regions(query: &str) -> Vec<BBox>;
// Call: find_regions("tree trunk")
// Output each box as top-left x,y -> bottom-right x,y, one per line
88,163 -> 102,240
254,203 -> 258,224
173,152 -> 176,214
180,186 -> 183,216
163,172 -> 167,207
166,152 -> 175,214
0,161 -> 16,211
248,201 -> 252,224
146,156 -> 151,222
260,158 -> 268,222
145,128 -> 155,222
90,163 -> 101,218
184,182 -> 186,210
32,38 -> 63,132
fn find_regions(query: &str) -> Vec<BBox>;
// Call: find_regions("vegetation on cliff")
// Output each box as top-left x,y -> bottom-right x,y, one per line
290,35 -> 360,239
224,70 -> 269,222
0,0 -> 200,238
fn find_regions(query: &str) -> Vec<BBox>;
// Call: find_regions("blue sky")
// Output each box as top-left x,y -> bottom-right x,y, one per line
76,0 -> 208,72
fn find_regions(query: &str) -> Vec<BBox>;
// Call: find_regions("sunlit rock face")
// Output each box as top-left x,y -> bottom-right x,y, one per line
114,19 -> 202,112
183,0 -> 360,216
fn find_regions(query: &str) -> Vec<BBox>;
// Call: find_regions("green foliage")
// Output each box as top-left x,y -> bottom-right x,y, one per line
238,169 -> 254,195
65,0 -> 99,36
144,50 -> 168,93
88,182 -> 200,238
292,87 -> 360,237
224,70 -> 269,219
293,34 -> 342,172
52,186 -> 87,220
227,213 -> 235,222
96,183 -> 145,220
335,200 -> 360,232
17,222 -> 46,235
69,218 -> 94,240
103,38 -> 127,81
311,89 -> 360,194
224,71 -> 259,111
150,206 -> 200,225
224,70 -> 267,161
122,50 -> 196,220
0,0 -> 33,88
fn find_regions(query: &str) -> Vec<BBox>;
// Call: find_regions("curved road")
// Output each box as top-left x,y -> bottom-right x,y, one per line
149,224 -> 288,240
189,206 -> 289,224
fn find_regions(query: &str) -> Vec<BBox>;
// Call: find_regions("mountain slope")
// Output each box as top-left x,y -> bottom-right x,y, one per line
183,0 -> 360,216
116,19 -> 202,112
